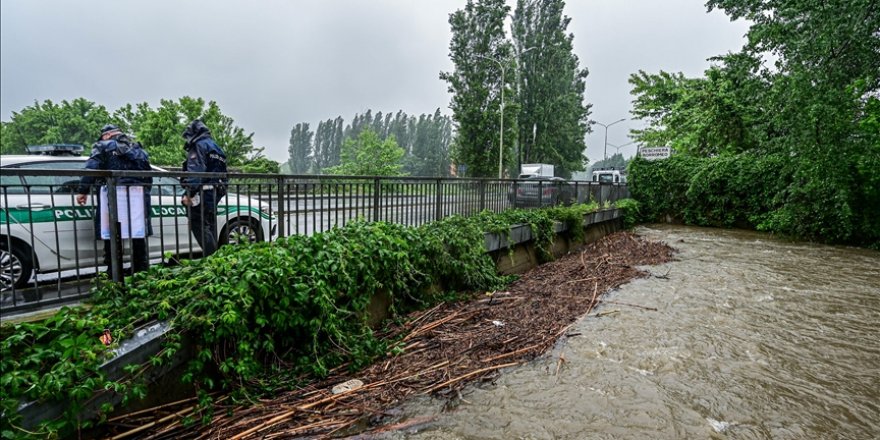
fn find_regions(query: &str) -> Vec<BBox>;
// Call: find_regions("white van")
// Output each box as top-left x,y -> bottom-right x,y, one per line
591,168 -> 626,184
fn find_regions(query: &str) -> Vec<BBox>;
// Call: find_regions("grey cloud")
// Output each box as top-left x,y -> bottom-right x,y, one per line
1,0 -> 746,165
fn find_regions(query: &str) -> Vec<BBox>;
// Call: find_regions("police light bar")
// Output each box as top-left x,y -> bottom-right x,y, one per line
25,144 -> 85,156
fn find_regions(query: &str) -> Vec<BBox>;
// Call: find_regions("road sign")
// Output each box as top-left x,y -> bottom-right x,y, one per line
639,147 -> 672,160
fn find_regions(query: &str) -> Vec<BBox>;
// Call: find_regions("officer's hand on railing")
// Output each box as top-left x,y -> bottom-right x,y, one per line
75,194 -> 88,206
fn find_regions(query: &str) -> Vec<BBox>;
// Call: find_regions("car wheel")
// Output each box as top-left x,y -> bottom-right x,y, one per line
221,218 -> 263,245
1,241 -> 34,291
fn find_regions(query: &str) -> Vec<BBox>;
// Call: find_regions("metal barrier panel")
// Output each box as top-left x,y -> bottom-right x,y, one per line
1,167 -> 627,313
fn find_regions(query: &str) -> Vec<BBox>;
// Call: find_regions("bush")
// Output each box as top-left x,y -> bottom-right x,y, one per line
627,153 -> 878,247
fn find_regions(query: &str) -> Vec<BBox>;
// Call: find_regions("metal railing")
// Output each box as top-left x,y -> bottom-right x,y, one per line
1,168 -> 629,313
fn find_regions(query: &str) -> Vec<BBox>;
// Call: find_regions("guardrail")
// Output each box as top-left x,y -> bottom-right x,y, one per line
1,169 -> 629,313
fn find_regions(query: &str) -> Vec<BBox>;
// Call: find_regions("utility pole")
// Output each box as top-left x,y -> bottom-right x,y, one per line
476,54 -> 506,179
592,118 -> 626,163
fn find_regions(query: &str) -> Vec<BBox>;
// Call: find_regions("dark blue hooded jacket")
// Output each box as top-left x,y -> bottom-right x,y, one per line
77,134 -> 153,236
77,135 -> 152,194
181,120 -> 227,197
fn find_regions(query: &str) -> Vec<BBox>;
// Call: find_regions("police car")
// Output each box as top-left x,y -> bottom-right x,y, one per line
1,145 -> 277,290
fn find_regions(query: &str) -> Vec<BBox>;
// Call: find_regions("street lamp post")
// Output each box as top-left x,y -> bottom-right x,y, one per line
478,47 -> 538,179
593,118 -> 626,163
476,54 -> 507,179
607,140 -> 636,157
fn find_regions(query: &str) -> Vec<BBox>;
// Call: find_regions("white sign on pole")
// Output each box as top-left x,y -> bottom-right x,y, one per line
100,186 -> 146,239
639,147 -> 672,161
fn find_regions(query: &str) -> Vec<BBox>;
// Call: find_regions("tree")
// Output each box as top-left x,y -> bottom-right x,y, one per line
441,0 -> 513,177
0,98 -> 113,154
512,0 -> 591,177
287,123 -> 313,174
288,109 -> 454,177
313,117 -> 345,172
238,156 -> 280,174
132,97 -> 258,167
707,0 -> 880,243
628,0 -> 879,245
628,54 -> 766,157
324,129 -> 406,177
409,109 -> 453,176
0,122 -> 11,155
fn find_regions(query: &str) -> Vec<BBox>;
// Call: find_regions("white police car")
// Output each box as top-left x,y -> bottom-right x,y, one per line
1,148 -> 277,290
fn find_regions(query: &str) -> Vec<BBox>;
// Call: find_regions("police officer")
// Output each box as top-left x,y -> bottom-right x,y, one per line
181,119 -> 227,257
75,124 -> 152,274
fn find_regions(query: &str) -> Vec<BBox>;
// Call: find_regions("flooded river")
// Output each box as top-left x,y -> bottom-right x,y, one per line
389,225 -> 880,439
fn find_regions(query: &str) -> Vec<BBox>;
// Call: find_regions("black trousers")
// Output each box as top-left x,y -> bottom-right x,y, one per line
188,189 -> 219,257
103,238 -> 149,273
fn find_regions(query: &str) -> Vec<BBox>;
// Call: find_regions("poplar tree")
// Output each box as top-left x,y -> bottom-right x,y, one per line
287,123 -> 313,174
512,0 -> 590,177
441,0 -> 514,177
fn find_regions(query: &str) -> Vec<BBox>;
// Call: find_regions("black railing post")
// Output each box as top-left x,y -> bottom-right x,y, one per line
512,180 -> 519,208
538,180 -> 544,207
275,175 -> 284,239
434,179 -> 442,221
106,177 -> 124,283
372,177 -> 381,222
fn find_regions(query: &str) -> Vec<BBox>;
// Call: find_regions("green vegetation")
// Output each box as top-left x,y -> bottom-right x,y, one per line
0,97 -> 277,171
1,203 -> 609,439
627,0 -> 879,247
286,109 -> 453,177
441,0 -> 590,178
614,199 -> 641,230
628,153 -> 878,246
324,129 -> 406,177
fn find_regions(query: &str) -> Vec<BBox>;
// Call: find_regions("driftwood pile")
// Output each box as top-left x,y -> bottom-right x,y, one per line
101,231 -> 675,439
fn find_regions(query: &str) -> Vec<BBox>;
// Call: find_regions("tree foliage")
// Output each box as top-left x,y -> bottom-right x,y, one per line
512,0 -> 591,176
0,97 -> 266,169
628,54 -> 766,156
0,98 -> 113,155
286,123 -> 313,174
408,109 -> 454,176
116,97 -> 260,167
324,129 -> 406,176
285,110 -> 452,176
441,0 -> 514,178
238,156 -> 280,174
627,0 -> 879,246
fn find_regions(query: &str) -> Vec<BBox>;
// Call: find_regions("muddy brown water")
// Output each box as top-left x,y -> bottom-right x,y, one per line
385,225 -> 880,440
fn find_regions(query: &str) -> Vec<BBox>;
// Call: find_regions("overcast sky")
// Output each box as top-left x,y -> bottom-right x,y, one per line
1,0 -> 749,165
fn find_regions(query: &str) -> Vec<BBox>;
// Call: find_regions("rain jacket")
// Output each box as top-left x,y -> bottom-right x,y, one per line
181,121 -> 228,197
77,135 -> 152,193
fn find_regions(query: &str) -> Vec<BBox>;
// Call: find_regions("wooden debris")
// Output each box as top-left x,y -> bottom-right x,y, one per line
100,231 -> 675,439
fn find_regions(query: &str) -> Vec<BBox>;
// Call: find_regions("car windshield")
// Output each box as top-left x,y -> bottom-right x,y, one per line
153,176 -> 184,196
597,173 -> 614,183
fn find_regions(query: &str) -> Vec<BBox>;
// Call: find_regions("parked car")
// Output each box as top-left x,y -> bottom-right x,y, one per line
1,154 -> 277,290
509,176 -> 575,208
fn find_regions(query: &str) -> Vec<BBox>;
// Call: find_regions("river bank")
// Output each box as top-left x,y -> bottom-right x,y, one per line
96,231 -> 674,439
